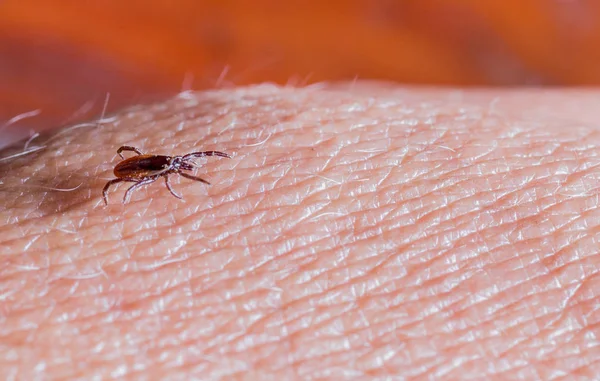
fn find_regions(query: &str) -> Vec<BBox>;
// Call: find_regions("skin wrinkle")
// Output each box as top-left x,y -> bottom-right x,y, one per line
1,85 -> 600,378
183,145 -> 580,374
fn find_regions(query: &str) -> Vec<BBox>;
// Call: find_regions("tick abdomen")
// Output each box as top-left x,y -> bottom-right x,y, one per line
114,155 -> 171,178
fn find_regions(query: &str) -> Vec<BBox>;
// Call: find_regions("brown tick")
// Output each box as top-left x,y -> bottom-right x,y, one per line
103,145 -> 231,205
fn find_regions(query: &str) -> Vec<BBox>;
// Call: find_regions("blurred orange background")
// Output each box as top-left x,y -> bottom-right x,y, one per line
1,0 -> 600,137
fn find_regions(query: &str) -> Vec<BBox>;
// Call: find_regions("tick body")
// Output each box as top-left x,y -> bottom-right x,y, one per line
103,145 -> 231,205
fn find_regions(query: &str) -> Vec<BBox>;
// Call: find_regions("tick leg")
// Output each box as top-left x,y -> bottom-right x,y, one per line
103,179 -> 125,205
180,172 -> 210,185
123,177 -> 159,204
103,178 -> 141,205
117,146 -> 144,159
164,175 -> 183,199
182,151 -> 231,161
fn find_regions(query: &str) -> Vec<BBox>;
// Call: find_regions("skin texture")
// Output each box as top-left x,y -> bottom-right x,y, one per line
1,83 -> 600,379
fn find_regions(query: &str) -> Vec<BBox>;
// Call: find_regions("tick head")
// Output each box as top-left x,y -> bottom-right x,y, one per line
169,156 -> 181,168
169,155 -> 193,171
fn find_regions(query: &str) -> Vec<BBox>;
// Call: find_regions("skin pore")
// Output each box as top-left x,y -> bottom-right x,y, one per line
1,83 -> 600,379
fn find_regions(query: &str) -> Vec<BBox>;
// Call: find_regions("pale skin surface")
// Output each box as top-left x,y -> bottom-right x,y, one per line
1,83 -> 600,379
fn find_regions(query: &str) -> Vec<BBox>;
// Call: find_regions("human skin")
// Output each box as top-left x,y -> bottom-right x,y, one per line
1,83 -> 600,379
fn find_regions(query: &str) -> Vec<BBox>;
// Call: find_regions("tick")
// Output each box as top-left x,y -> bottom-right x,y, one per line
102,145 -> 231,205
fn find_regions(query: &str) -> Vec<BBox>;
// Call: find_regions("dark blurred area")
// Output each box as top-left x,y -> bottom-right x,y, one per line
1,0 -> 600,142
